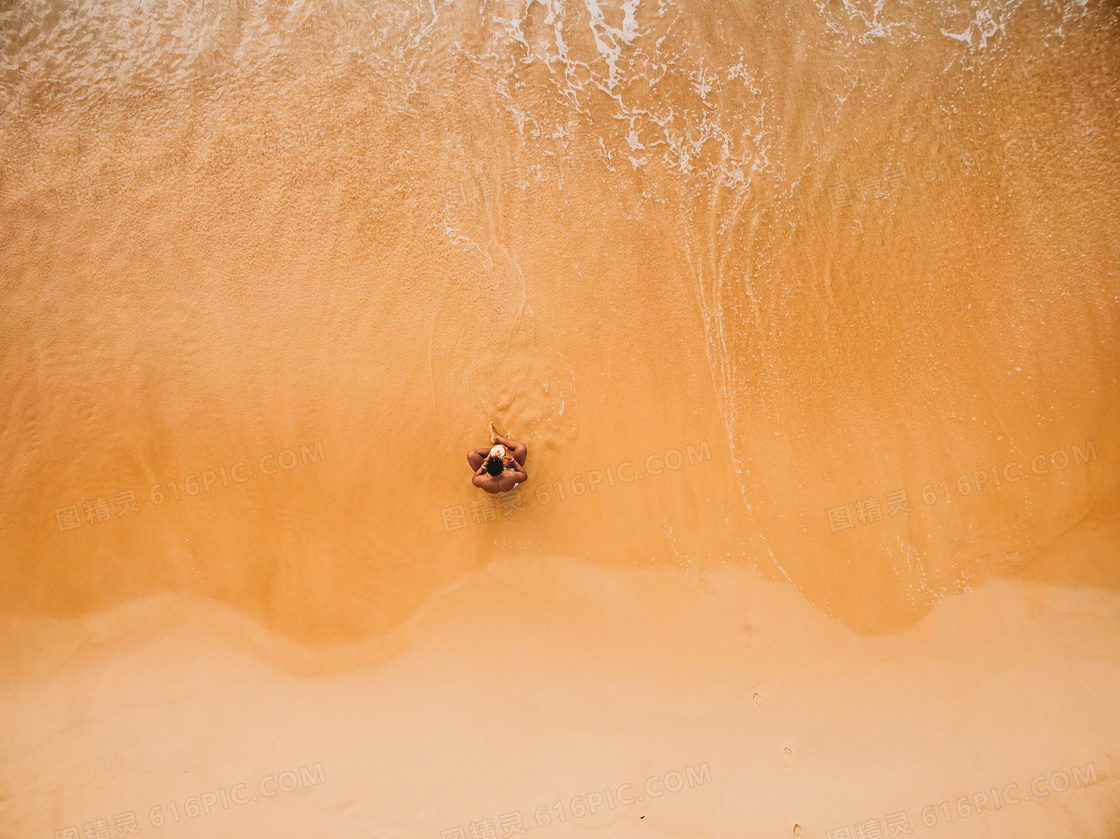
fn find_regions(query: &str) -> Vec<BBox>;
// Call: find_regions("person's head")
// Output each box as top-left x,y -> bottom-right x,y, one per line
485,456 -> 505,476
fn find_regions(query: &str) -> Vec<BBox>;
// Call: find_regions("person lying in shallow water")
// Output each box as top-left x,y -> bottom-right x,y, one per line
468,422 -> 528,494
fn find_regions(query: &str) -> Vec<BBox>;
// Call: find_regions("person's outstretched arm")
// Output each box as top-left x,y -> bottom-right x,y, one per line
467,448 -> 490,471
493,434 -> 527,466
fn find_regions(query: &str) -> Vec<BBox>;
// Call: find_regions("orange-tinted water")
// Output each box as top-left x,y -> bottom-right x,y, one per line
2,0 -> 1118,836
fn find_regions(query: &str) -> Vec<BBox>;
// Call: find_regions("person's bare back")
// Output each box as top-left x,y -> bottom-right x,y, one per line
468,423 -> 528,494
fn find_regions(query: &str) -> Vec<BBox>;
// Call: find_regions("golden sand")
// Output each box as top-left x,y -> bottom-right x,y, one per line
1,0 -> 1118,835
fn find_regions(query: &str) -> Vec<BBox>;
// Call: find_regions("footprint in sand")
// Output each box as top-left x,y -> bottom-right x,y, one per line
429,239 -> 578,454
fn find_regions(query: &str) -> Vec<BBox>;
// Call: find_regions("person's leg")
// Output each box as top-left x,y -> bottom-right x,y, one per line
467,448 -> 489,470
494,434 -> 527,466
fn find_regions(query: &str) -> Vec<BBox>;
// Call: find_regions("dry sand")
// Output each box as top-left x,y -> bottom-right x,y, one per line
3,550 -> 1119,838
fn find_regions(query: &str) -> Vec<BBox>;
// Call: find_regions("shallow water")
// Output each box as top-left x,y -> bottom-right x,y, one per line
4,0 -> 1117,639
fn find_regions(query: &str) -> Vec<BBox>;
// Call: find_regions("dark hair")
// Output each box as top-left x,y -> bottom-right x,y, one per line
485,456 -> 504,476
